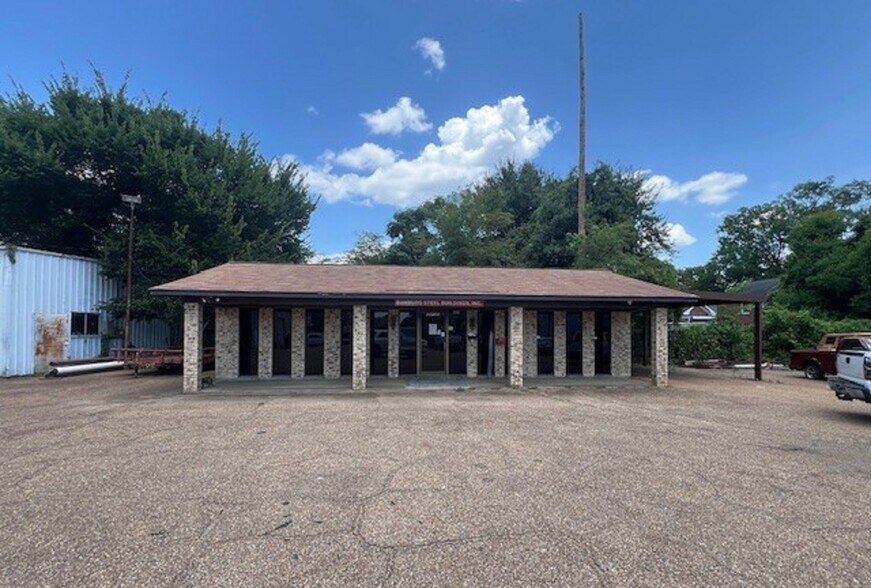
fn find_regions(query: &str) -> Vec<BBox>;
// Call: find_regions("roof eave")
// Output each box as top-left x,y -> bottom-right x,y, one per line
150,287 -> 698,306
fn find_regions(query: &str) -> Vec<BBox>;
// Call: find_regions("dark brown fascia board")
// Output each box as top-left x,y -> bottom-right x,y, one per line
689,290 -> 768,304
151,288 -> 698,309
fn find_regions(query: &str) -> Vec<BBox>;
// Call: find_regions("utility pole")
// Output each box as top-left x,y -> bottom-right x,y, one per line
577,12 -> 587,236
121,193 -> 142,349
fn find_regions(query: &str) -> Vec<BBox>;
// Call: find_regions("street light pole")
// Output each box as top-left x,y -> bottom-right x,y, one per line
120,194 -> 142,349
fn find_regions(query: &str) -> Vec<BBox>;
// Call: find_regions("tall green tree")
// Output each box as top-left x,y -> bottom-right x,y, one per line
708,177 -> 871,288
348,161 -> 678,286
0,72 -> 315,321
709,201 -> 794,287
775,206 -> 871,318
677,263 -> 722,291
383,208 -> 440,265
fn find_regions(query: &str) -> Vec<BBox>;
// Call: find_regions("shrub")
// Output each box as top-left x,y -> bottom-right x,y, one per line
671,306 -> 871,365
670,318 -> 754,364
762,304 -> 871,362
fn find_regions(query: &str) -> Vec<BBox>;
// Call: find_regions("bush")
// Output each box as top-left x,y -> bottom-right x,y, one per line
670,318 -> 754,364
762,305 -> 871,362
671,306 -> 871,365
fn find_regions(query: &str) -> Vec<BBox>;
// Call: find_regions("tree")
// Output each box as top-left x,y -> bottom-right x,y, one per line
346,232 -> 387,265
348,162 -> 542,267
350,161 -> 678,287
586,164 -> 671,258
522,170 -> 578,267
383,208 -> 439,265
709,202 -> 794,287
776,210 -> 856,317
569,164 -> 677,286
571,223 -> 679,287
746,178 -> 871,318
847,228 -> 871,316
708,177 -> 871,288
0,72 -> 315,322
677,263 -> 722,291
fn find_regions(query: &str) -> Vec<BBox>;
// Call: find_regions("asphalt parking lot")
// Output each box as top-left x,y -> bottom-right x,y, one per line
2,368 -> 870,586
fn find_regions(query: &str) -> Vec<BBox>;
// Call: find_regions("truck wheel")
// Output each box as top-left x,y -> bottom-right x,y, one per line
804,363 -> 823,380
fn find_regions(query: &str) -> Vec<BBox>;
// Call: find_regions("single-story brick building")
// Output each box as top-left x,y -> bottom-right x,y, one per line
152,263 -> 702,393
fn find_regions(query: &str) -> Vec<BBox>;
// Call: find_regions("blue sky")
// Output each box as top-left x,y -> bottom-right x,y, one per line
2,0 -> 870,267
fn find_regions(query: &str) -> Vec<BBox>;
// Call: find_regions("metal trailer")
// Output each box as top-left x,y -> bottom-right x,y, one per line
113,347 -> 216,375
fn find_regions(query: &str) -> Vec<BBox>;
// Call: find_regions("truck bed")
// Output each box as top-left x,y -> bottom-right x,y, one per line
788,349 -> 837,377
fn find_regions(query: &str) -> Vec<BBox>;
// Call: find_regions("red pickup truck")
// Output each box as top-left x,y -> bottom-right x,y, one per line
789,332 -> 871,379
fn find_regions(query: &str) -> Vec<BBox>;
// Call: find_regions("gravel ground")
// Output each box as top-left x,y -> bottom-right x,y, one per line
1,368 -> 870,586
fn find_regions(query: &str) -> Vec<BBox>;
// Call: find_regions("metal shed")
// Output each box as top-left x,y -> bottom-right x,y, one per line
0,245 -> 172,376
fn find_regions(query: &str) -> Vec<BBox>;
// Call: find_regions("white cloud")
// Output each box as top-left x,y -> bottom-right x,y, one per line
298,95 -> 557,207
413,37 -> 446,72
666,223 -> 697,248
306,105 -> 318,115
334,143 -> 399,171
308,252 -> 350,264
644,171 -> 748,205
361,97 -> 432,135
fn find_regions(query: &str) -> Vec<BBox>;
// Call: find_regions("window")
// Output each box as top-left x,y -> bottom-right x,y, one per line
305,309 -> 325,376
273,309 -> 292,375
840,339 -> 862,351
399,311 -> 417,375
71,312 -> 99,336
566,312 -> 583,374
537,311 -> 554,375
238,308 -> 259,377
340,309 -> 352,376
370,311 -> 389,376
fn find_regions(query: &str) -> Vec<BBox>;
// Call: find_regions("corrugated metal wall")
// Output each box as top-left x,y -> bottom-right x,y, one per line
0,246 -> 173,376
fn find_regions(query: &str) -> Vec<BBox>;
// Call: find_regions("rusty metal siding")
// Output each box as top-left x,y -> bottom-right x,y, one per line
34,314 -> 68,373
0,246 -> 171,376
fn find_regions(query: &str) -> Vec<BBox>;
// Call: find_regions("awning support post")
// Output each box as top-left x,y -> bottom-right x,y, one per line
754,302 -> 763,381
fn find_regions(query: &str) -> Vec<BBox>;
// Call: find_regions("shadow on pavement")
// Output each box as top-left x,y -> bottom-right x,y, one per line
817,406 -> 871,426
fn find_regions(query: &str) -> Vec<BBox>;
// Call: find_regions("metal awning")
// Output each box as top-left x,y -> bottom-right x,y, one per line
689,290 -> 768,305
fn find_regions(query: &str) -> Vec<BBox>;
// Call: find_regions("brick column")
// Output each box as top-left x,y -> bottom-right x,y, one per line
509,306 -> 524,388
554,311 -> 566,378
291,308 -> 305,379
183,302 -> 202,393
494,310 -> 506,377
611,311 -> 632,377
523,310 -> 537,377
324,308 -> 341,379
651,307 -> 669,387
258,307 -> 273,379
466,311 -> 478,378
215,307 -> 239,380
352,305 -> 368,390
582,311 -> 595,377
387,309 -> 399,378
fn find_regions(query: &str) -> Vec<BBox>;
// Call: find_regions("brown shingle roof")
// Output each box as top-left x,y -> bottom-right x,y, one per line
152,263 -> 696,303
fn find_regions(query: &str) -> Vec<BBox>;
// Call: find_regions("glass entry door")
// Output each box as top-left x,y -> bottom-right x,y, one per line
448,311 -> 466,374
421,311 -> 446,373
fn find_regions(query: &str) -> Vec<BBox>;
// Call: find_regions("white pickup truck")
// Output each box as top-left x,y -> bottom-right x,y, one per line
828,336 -> 871,404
